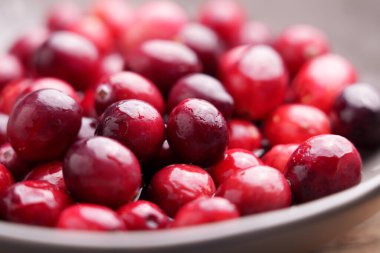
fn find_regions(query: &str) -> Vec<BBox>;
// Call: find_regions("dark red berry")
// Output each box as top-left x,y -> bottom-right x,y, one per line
228,119 -> 262,151
0,143 -> 32,180
0,78 -> 32,114
0,54 -> 24,91
238,21 -> 273,47
77,117 -> 96,140
47,2 -> 82,31
24,161 -> 65,191
99,53 -> 125,78
262,144 -> 299,174
63,136 -> 142,208
0,164 -> 14,196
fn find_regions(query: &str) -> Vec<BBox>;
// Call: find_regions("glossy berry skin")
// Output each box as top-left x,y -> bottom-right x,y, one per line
228,119 -> 262,151
46,2 -> 82,31
0,54 -> 24,91
218,45 -> 248,81
57,204 -> 125,231
264,104 -> 331,146
127,40 -> 202,95
96,100 -> 165,163
292,54 -> 357,113
24,161 -> 65,191
262,144 -> 299,174
274,25 -> 329,76
168,73 -> 234,119
0,143 -> 32,180
117,200 -> 170,230
209,149 -> 262,186
177,23 -> 223,76
0,180 -> 72,227
222,45 -> 288,120
33,32 -> 100,91
63,137 -> 142,208
167,99 -> 228,167
198,0 -> 246,47
172,197 -> 239,228
77,117 -> 97,140
0,78 -> 32,114
7,89 -> 82,162
286,134 -> 362,203
331,83 -> 380,148
0,113 -> 8,145
216,166 -> 292,215
94,71 -> 165,116
0,164 -> 14,196
99,53 -> 125,78
238,21 -> 273,47
148,164 -> 216,217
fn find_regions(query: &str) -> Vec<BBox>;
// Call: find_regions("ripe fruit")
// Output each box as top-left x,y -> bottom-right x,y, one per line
262,144 -> 299,174
228,119 -> 262,151
0,164 -> 13,196
24,161 -> 65,191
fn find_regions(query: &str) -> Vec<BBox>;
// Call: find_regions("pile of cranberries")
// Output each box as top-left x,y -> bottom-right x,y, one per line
0,0 -> 378,232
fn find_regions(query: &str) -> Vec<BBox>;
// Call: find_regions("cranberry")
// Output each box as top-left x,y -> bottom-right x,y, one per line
96,100 -> 165,162
0,54 -> 24,91
222,45 -> 288,120
0,143 -> 32,180
148,164 -> 216,217
94,71 -> 165,116
209,149 -> 262,186
286,134 -> 362,203
331,83 -> 380,148
99,53 -> 125,77
264,104 -> 331,145
168,73 -> 234,118
46,2 -> 82,31
292,54 -> 357,113
126,39 -> 202,95
117,200 -> 170,230
7,89 -> 82,162
177,23 -> 223,76
0,113 -> 8,145
122,0 -> 188,51
228,119 -> 262,151
57,204 -> 125,231
0,164 -> 13,196
262,144 -> 299,174
8,28 -> 50,70
0,180 -> 72,227
69,16 -> 114,55
238,21 -> 273,47
218,45 -> 248,81
24,161 -> 65,191
216,166 -> 292,215
167,99 -> 228,167
63,137 -> 142,208
198,0 -> 246,47
33,32 -> 101,91
80,89 -> 97,118
172,197 -> 239,228
0,79 -> 31,114
77,117 -> 96,140
274,25 -> 330,77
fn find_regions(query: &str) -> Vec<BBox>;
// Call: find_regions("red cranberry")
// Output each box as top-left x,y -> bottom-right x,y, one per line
122,0 -> 188,51
69,16 -> 114,55
148,164 -> 216,217
57,204 -> 125,231
63,136 -> 142,208
0,143 -> 32,180
94,71 -> 165,116
0,180 -> 72,227
331,83 -> 380,148
96,100 -> 165,162
216,166 -> 292,215
286,134 -> 362,203
24,161 -> 65,191
46,2 -> 82,31
7,89 -> 82,162
172,197 -> 239,228
177,23 -> 223,76
198,0 -> 246,47
228,119 -> 262,151
264,104 -> 331,145
218,45 -> 248,81
238,21 -> 273,47
209,149 -> 262,186
262,144 -> 299,174
0,79 -> 31,114
167,99 -> 228,167
292,54 -> 357,113
8,28 -> 50,70
0,113 -> 8,145
0,54 -> 24,91
126,39 -> 202,95
0,164 -> 14,196
99,53 -> 125,78
33,32 -> 101,91
222,45 -> 288,120
77,117 -> 96,140
80,89 -> 97,118
168,73 -> 234,118
274,25 -> 329,77
117,200 -> 169,230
